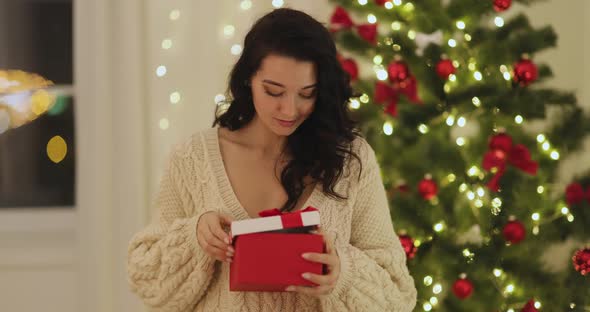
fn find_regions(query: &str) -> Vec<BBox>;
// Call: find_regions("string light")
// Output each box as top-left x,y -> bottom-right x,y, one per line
550,150 -> 560,160
449,74 -> 457,82
271,0 -> 284,8
448,39 -> 457,47
159,118 -> 170,130
536,134 -> 546,143
169,9 -> 180,20
383,121 -> 394,136
503,72 -> 511,80
156,65 -> 167,77
504,283 -> 515,294
494,16 -> 504,27
474,71 -> 483,81
515,115 -> 524,124
424,276 -> 433,286
214,94 -> 226,104
446,115 -> 455,126
367,14 -> 377,24
493,268 -> 503,277
456,137 -> 466,146
472,96 -> 481,107
360,94 -> 370,103
567,214 -> 574,222
429,297 -> 438,306
537,186 -> 544,194
391,21 -> 402,31
169,91 -> 181,104
349,98 -> 361,110
376,68 -> 388,81
385,2 -> 394,9
423,303 -> 432,311
456,21 -> 465,29
223,25 -> 236,37
393,0 -> 402,5
408,30 -> 416,39
418,124 -> 429,134
373,55 -> 383,65
532,213 -> 540,221
432,283 -> 442,294
433,222 -> 445,232
240,0 -> 252,10
404,2 -> 414,11
464,34 -> 472,41
161,39 -> 173,49
561,206 -> 569,215
358,0 -> 368,5
457,116 -> 466,127
231,44 -> 243,55
542,141 -> 551,151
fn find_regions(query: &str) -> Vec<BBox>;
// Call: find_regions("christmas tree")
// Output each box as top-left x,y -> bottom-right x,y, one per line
328,0 -> 590,310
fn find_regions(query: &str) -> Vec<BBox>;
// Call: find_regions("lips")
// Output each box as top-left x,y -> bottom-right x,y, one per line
275,118 -> 296,127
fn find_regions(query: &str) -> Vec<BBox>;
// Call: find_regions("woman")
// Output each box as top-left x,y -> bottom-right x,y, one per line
127,8 -> 416,312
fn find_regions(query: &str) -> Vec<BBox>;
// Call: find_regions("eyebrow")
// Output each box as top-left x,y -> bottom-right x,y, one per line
262,79 -> 317,90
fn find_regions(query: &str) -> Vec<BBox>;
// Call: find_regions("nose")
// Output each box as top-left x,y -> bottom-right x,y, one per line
278,95 -> 297,119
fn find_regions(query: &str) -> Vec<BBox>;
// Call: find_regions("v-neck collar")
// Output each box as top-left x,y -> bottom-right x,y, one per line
203,126 -> 321,220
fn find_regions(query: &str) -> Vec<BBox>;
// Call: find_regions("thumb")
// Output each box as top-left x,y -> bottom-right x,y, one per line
218,212 -> 234,225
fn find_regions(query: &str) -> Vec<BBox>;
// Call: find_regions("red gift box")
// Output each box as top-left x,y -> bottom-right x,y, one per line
229,206 -> 325,292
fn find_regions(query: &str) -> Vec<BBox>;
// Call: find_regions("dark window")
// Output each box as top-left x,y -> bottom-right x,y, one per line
0,0 -> 74,207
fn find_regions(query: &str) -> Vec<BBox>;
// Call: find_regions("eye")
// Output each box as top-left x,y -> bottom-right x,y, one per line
264,90 -> 283,97
300,91 -> 316,99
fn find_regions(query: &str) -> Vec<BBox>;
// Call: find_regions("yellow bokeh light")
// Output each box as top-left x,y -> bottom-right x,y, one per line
47,135 -> 67,163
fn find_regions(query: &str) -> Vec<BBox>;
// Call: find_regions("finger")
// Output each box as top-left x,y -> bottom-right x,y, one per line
218,212 -> 234,226
286,285 -> 333,297
211,222 -> 232,246
203,224 -> 230,251
302,253 -> 337,266
301,272 -> 337,287
202,240 -> 231,261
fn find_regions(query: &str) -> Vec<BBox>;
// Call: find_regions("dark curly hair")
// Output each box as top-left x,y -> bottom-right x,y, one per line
213,8 -> 361,212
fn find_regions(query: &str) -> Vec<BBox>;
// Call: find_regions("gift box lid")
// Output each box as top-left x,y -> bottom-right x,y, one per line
231,206 -> 320,237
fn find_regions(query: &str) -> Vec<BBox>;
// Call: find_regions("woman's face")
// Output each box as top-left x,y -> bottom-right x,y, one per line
250,54 -> 317,136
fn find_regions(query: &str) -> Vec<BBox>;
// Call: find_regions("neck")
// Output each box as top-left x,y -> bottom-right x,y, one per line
240,116 -> 288,159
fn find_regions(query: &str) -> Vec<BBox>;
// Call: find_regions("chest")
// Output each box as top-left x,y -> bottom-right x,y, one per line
220,144 -> 315,219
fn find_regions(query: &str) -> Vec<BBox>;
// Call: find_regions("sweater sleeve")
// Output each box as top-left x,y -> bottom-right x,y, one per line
127,147 -> 217,311
320,139 -> 417,312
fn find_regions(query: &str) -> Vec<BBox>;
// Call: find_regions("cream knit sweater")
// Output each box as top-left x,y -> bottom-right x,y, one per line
127,127 -> 417,312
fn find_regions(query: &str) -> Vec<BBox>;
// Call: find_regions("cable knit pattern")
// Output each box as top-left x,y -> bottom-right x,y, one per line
127,127 -> 417,312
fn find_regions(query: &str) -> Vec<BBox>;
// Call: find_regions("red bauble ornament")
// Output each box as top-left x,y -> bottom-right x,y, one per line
398,234 -> 417,260
436,59 -> 456,79
513,57 -> 538,86
503,219 -> 526,244
452,276 -> 473,299
572,247 -> 590,276
388,60 -> 410,83
565,183 -> 586,206
418,175 -> 438,200
493,0 -> 512,12
521,299 -> 539,312
375,0 -> 389,5
339,57 -> 359,81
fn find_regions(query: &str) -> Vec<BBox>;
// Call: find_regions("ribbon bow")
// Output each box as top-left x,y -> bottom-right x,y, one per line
330,6 -> 378,45
258,206 -> 318,229
374,77 -> 421,117
482,133 -> 538,192
414,30 -> 443,56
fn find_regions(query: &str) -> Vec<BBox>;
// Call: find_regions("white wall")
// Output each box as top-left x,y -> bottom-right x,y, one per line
0,1 -> 587,311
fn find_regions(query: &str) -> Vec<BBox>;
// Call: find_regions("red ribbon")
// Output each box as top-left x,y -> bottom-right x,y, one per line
482,134 -> 538,192
374,78 -> 422,117
330,6 -> 377,45
258,206 -> 318,229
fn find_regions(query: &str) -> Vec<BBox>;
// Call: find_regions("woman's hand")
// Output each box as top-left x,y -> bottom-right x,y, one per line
285,227 -> 340,297
196,211 -> 235,263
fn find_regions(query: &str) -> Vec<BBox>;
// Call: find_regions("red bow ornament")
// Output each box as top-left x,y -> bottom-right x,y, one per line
482,133 -> 538,192
374,77 -> 422,117
258,206 -> 318,229
330,6 -> 378,45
